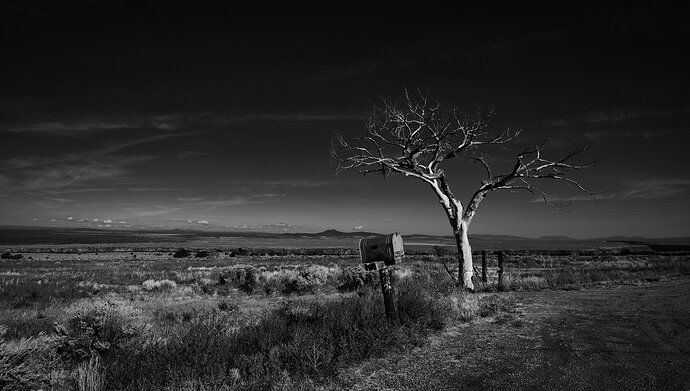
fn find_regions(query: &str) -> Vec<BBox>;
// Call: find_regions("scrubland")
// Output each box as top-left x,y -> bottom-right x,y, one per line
1,246 -> 688,390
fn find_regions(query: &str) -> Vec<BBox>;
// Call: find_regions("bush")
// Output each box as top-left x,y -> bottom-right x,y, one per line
432,246 -> 453,257
173,248 -> 191,258
194,250 -> 209,258
141,279 -> 177,291
280,266 -> 330,294
452,292 -> 479,321
231,247 -> 249,257
219,265 -> 259,294
336,265 -> 378,292
60,299 -> 146,364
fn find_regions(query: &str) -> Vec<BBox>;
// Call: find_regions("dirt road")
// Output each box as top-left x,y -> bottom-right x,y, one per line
341,279 -> 690,390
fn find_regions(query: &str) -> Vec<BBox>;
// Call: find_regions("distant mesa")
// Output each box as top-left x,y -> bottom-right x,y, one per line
315,229 -> 378,237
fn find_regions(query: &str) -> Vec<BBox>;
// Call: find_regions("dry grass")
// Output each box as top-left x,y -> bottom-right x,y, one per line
0,248 -> 687,390
75,355 -> 104,391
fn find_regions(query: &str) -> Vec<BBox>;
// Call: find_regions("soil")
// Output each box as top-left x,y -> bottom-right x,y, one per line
340,278 -> 690,390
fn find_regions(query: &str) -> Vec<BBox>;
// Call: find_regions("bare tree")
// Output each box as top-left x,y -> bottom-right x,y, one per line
332,90 -> 592,290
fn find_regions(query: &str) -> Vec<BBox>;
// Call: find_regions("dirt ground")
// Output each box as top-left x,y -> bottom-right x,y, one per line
340,278 -> 690,391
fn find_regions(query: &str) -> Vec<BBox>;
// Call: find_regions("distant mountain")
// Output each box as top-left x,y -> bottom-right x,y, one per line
284,229 -> 380,238
1,225 -> 687,250
537,235 -> 576,241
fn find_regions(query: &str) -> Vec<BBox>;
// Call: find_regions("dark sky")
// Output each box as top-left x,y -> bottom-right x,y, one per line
1,2 -> 688,237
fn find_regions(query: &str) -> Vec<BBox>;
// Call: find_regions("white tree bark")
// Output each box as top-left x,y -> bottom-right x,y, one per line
456,220 -> 474,290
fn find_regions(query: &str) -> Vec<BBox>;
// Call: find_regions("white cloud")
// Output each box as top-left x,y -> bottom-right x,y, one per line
353,225 -> 367,231
197,220 -> 209,225
103,219 -> 113,224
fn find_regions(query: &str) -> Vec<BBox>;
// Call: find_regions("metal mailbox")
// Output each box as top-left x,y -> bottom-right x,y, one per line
359,233 -> 404,267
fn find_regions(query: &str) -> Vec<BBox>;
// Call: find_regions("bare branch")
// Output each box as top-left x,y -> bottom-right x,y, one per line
462,141 -> 594,222
332,88 -> 593,226
331,90 -> 516,185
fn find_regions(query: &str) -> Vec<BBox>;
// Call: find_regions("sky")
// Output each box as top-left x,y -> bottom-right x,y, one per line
0,2 -> 688,238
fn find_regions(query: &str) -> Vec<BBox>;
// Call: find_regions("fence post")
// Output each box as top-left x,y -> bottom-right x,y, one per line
497,251 -> 504,285
481,250 -> 487,282
378,267 -> 398,322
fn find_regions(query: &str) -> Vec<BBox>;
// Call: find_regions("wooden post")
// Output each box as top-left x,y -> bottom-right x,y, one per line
378,267 -> 398,322
481,250 -> 487,282
497,251 -> 504,285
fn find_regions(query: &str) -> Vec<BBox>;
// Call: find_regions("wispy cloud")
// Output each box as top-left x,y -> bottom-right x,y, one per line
133,207 -> 182,217
546,107 -> 684,128
99,132 -> 199,154
15,155 -> 156,193
199,193 -> 285,208
217,112 -> 364,123
0,112 -> 188,135
530,178 -> 690,203
177,197 -> 204,202
126,187 -> 179,192
1,110 -> 364,140
612,178 -> 690,200
585,128 -> 680,142
0,129 -> 201,195
582,109 -> 673,124
260,179 -> 338,188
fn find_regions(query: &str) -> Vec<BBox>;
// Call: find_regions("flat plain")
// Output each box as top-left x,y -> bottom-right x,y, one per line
1,227 -> 688,390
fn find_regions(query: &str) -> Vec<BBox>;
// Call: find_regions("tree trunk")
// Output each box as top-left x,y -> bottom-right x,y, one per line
454,220 -> 474,290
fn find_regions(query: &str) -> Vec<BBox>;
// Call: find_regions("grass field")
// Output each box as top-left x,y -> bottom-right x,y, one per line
1,235 -> 689,390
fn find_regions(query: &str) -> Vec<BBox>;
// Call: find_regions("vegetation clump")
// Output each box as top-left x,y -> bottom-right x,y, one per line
173,248 -> 191,258
102,278 -> 451,390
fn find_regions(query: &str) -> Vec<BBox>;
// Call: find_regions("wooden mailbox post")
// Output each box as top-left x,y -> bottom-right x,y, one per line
359,233 -> 404,322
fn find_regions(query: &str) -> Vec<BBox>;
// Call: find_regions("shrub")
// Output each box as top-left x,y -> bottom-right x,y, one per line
432,246 -> 453,257
217,300 -> 239,312
232,247 -> 249,257
173,248 -> 191,258
194,250 -> 209,258
451,292 -> 479,322
141,279 -> 177,291
279,266 -> 330,294
60,299 -> 146,364
219,265 -> 259,294
336,265 -> 378,292
396,277 -> 450,330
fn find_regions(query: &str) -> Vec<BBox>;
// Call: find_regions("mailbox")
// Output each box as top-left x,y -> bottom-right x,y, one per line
359,233 -> 404,267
